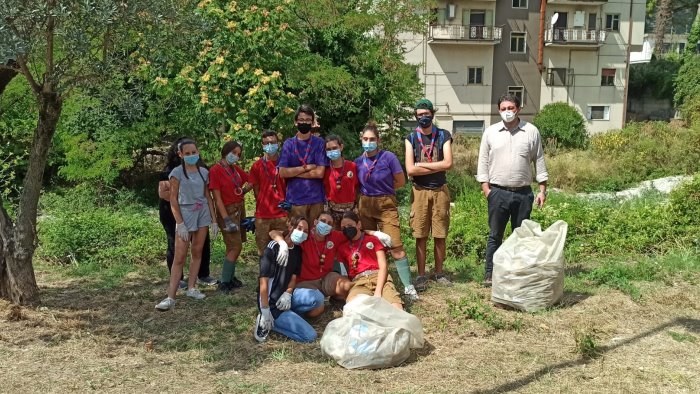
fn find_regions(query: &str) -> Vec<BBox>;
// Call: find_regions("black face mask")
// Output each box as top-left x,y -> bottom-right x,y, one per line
342,226 -> 358,240
297,123 -> 312,134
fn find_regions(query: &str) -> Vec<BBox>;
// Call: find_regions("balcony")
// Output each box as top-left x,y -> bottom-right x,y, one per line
547,0 -> 607,4
429,25 -> 502,45
544,28 -> 606,47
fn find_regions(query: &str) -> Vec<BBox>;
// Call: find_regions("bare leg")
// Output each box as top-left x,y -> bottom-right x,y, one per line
434,238 -> 446,274
415,237 -> 428,276
187,227 -> 208,289
168,236 -> 190,298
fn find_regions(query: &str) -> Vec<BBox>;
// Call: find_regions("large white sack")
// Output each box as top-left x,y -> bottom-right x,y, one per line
491,219 -> 568,312
320,295 -> 424,369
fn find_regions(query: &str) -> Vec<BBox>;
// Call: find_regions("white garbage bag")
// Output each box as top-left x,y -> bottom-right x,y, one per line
320,295 -> 424,369
492,219 -> 568,312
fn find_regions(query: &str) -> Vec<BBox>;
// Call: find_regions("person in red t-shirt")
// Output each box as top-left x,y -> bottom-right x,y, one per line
337,211 -> 403,310
249,130 -> 288,256
209,141 -> 251,293
293,212 -> 354,317
324,135 -> 359,230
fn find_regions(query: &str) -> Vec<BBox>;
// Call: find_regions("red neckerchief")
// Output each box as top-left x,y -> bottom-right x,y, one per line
332,159 -> 346,190
349,233 -> 365,271
293,136 -> 313,167
219,161 -> 243,194
261,156 -> 283,200
414,126 -> 437,163
311,231 -> 329,272
362,151 -> 382,182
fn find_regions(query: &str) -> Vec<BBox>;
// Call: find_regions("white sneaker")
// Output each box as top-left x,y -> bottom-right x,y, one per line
404,285 -> 419,301
186,288 -> 206,300
155,297 -> 176,311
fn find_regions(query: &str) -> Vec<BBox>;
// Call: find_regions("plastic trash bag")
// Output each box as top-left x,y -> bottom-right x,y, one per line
320,295 -> 424,369
491,219 -> 568,312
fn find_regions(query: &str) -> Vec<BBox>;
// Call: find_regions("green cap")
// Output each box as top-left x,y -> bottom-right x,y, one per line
415,98 -> 433,111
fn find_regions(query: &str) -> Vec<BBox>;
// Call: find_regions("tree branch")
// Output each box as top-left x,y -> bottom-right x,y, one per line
45,0 -> 56,89
16,57 -> 41,95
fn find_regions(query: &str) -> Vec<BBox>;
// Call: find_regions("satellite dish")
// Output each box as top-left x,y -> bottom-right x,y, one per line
551,13 -> 559,26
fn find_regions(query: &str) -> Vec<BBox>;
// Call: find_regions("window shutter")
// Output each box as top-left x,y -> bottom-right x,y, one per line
587,106 -> 592,120
463,9 -> 469,26
604,106 -> 610,120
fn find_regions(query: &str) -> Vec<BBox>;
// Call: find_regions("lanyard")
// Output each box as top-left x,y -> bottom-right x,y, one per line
311,233 -> 329,272
261,157 -> 283,200
293,137 -> 313,167
349,234 -> 364,270
414,127 -> 437,163
362,151 -> 382,182
219,161 -> 243,195
332,159 -> 346,190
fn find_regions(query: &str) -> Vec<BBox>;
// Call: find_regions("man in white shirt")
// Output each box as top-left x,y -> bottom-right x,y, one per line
476,94 -> 549,287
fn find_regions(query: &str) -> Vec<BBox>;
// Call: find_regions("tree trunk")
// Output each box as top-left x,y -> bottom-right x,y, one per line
653,0 -> 673,55
0,91 -> 62,305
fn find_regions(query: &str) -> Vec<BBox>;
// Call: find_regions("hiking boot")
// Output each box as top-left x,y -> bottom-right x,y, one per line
482,275 -> 493,288
231,276 -> 243,288
155,297 -> 176,311
433,273 -> 453,287
218,282 -> 233,294
413,275 -> 428,292
186,288 -> 206,300
403,285 -> 419,301
197,276 -> 219,286
254,313 -> 270,343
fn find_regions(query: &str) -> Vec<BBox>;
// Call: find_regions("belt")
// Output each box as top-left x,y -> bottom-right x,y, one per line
490,184 -> 531,192
353,269 -> 378,280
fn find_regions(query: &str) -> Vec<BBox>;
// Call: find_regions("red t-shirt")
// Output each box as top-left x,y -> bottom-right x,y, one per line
249,157 -> 287,219
324,160 -> 358,204
208,162 -> 248,205
337,234 -> 384,279
298,230 -> 346,282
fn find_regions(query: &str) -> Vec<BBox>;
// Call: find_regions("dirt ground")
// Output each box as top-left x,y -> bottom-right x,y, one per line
1,268 -> 699,394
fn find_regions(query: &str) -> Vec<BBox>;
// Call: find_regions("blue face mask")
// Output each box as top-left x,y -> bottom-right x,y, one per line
263,143 -> 279,155
316,221 -> 332,236
290,229 -> 308,245
226,152 -> 239,164
362,141 -> 378,153
183,154 -> 199,165
418,115 -> 433,128
326,149 -> 341,161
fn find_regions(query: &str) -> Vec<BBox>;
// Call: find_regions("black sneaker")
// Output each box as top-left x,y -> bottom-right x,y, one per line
433,273 -> 453,287
231,276 -> 243,288
218,282 -> 233,294
414,275 -> 428,292
254,313 -> 270,343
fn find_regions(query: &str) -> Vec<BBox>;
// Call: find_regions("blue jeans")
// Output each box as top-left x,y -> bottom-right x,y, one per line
291,287 -> 324,314
485,186 -> 533,277
272,311 -> 317,342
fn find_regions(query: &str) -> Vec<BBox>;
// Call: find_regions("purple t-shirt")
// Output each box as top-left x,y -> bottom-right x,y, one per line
355,150 -> 404,196
279,135 -> 328,205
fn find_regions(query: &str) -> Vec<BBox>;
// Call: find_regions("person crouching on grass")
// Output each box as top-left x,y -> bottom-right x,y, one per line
337,211 -> 403,310
156,138 -> 218,311
209,140 -> 252,293
255,216 -> 317,343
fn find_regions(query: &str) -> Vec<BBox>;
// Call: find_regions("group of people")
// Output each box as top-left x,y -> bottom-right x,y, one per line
155,94 -> 549,343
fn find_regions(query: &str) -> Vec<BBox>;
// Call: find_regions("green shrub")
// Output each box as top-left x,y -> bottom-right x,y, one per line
36,186 -> 163,266
534,102 -> 588,150
668,173 -> 700,229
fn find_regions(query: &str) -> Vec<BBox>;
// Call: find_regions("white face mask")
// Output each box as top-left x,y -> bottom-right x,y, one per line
500,110 -> 517,123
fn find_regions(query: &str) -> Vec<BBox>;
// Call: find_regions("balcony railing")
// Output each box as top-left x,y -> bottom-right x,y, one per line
429,25 -> 502,43
545,28 -> 607,45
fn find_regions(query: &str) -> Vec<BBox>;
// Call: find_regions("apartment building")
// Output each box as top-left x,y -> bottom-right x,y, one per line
402,0 -> 646,134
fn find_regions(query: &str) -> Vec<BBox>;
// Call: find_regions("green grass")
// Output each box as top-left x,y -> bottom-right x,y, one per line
573,328 -> 601,360
447,291 -> 524,332
668,331 -> 697,343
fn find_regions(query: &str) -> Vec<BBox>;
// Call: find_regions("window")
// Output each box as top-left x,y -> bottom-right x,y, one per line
588,13 -> 597,30
605,14 -> 620,31
467,67 -> 483,84
588,105 -> 610,120
453,120 -> 485,135
510,32 -> 526,53
430,8 -> 446,25
547,68 -> 568,86
508,86 -> 525,106
601,68 -> 616,86
400,121 -> 418,131
512,0 -> 528,9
